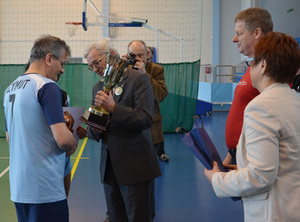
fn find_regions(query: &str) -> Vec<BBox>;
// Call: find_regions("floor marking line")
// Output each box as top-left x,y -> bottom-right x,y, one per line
0,166 -> 9,178
70,157 -> 89,160
71,137 -> 88,181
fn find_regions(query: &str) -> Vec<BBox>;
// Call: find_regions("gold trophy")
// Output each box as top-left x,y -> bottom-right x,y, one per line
80,53 -> 136,131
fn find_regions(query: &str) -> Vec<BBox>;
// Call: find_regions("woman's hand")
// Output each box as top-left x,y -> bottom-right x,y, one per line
204,161 -> 221,184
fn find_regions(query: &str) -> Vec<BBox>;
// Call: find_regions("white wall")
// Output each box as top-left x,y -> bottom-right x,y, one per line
0,0 -> 203,64
219,0 -> 242,66
0,0 -> 299,65
199,0 -> 212,65
262,0 -> 300,37
215,0 -> 300,66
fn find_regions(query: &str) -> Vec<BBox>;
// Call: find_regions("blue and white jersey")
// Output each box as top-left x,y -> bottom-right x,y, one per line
3,73 -> 67,204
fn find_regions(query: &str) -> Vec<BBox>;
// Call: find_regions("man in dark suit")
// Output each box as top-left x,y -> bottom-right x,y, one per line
84,39 -> 161,222
126,40 -> 169,162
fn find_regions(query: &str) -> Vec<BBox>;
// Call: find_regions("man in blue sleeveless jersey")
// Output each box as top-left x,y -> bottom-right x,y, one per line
3,35 -> 77,222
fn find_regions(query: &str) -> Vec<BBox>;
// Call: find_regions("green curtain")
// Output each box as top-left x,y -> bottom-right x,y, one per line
1,65 -> 27,137
0,61 -> 199,137
57,64 -> 98,109
160,61 -> 200,133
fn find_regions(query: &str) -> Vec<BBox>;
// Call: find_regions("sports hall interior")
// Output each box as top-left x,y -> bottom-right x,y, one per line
0,0 -> 299,221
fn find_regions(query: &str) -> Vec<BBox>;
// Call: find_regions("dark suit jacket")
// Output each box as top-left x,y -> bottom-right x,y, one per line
89,68 -> 161,185
145,62 -> 168,144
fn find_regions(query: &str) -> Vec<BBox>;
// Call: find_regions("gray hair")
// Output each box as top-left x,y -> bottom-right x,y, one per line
29,34 -> 71,63
84,39 -> 119,58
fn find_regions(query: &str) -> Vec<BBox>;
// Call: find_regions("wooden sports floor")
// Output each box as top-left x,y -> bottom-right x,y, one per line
0,112 -> 244,222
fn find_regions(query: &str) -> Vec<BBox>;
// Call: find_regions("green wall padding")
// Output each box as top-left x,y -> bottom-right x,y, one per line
160,61 -> 200,133
0,61 -> 199,137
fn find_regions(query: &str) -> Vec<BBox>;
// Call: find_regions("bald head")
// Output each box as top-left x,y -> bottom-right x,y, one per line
127,40 -> 149,65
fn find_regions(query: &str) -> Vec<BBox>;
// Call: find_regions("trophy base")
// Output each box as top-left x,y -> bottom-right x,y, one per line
80,109 -> 108,131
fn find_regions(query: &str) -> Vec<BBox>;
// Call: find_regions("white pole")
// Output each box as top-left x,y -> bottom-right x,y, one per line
180,38 -> 184,62
102,0 -> 110,38
155,29 -> 159,62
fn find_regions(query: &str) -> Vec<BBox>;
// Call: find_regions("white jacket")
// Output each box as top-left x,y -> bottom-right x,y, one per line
212,83 -> 300,222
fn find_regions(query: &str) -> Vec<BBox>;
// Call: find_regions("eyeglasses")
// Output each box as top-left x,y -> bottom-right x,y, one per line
245,57 -> 254,66
88,54 -> 106,71
52,54 -> 66,68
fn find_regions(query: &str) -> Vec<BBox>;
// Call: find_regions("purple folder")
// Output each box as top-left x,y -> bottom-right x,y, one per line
176,115 -> 241,201
176,115 -> 227,171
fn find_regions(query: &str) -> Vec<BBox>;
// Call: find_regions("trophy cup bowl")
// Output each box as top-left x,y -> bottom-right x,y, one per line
80,53 -> 131,131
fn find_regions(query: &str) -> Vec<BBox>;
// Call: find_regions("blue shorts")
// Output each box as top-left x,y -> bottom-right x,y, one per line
14,199 -> 69,222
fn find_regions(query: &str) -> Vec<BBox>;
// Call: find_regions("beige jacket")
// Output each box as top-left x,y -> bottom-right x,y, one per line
145,62 -> 168,144
212,83 -> 300,221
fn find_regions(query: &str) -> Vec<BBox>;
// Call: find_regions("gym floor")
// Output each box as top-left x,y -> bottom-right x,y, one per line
0,112 -> 244,222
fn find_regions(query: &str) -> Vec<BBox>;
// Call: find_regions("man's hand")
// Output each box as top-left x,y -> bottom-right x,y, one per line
95,90 -> 115,113
76,126 -> 87,139
66,144 -> 77,157
89,126 -> 103,133
204,161 -> 221,184
131,57 -> 146,73
50,122 -> 77,157
122,53 -> 146,73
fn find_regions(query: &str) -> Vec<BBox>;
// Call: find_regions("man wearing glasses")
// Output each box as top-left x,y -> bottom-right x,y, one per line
77,39 -> 117,222
126,40 -> 169,163
53,54 -> 67,69
223,8 -> 273,168
82,39 -> 161,222
3,35 -> 77,222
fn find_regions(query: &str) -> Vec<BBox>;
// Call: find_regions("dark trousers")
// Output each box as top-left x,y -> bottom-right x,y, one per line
154,141 -> 165,157
104,154 -> 154,222
14,199 -> 69,222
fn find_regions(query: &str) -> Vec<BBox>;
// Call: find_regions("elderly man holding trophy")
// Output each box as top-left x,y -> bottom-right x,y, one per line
80,39 -> 161,222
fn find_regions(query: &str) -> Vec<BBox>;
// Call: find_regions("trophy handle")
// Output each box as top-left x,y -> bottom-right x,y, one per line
103,54 -> 129,90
